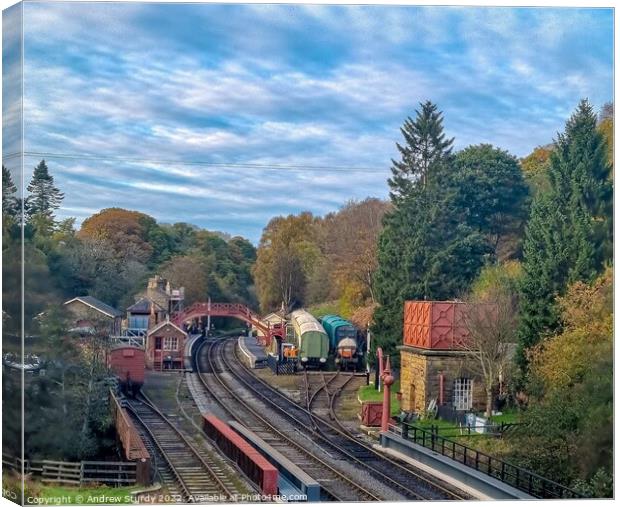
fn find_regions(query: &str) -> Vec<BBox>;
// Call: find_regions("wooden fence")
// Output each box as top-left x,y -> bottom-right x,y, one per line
2,454 -> 137,486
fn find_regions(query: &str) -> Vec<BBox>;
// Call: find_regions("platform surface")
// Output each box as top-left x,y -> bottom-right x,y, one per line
238,335 -> 267,367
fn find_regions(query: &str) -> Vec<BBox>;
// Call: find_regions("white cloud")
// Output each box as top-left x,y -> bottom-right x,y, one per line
16,3 -> 613,241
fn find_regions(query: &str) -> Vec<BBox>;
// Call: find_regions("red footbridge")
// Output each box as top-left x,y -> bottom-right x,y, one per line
172,302 -> 284,345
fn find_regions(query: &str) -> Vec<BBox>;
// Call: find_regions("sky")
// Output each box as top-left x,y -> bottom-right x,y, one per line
2,2 -> 614,243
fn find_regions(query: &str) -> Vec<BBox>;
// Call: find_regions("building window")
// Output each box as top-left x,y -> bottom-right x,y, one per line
129,315 -> 149,330
163,337 -> 178,351
453,378 -> 473,411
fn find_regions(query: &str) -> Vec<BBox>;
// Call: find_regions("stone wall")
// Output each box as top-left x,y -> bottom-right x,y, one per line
400,349 -> 427,413
399,346 -> 487,414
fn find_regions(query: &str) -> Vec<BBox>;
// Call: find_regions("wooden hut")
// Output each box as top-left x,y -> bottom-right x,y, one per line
145,319 -> 188,371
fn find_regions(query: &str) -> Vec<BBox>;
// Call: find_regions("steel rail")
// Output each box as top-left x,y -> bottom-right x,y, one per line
125,393 -> 236,502
196,338 -> 382,502
229,340 -> 468,500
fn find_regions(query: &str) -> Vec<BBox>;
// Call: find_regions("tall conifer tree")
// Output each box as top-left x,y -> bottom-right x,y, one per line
373,103 -> 497,361
2,165 -> 19,218
388,101 -> 454,201
517,100 -> 613,371
26,160 -> 64,220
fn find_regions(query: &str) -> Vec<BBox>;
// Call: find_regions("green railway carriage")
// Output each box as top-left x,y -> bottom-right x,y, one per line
320,314 -> 359,368
320,315 -> 357,351
290,310 -> 329,368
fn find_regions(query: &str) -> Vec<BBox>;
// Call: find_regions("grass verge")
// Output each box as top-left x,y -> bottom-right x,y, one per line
358,380 -> 401,416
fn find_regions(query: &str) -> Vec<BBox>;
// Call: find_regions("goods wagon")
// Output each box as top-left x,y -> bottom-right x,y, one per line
320,315 -> 359,369
290,310 -> 329,368
203,414 -> 278,497
108,345 -> 145,397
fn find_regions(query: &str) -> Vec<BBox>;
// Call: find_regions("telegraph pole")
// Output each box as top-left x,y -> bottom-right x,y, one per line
207,297 -> 211,335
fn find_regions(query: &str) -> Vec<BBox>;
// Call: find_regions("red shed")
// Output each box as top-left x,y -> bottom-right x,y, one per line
146,319 -> 188,370
109,345 -> 145,397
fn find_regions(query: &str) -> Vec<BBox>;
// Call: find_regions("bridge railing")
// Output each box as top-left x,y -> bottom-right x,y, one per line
395,423 -> 583,499
174,302 -> 271,332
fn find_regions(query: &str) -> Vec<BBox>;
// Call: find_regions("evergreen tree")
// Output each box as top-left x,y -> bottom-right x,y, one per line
2,165 -> 19,218
450,144 -> 530,258
517,100 -> 612,372
373,170 -> 491,360
388,101 -> 454,201
25,160 -> 64,220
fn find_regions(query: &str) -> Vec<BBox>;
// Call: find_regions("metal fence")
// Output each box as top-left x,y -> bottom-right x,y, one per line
397,424 -> 583,499
267,354 -> 297,375
424,421 -> 524,438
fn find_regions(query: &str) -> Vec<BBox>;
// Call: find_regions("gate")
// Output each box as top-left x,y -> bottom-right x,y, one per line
267,354 -> 297,375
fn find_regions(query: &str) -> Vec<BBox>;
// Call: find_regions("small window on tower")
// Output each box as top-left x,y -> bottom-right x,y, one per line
453,378 -> 473,411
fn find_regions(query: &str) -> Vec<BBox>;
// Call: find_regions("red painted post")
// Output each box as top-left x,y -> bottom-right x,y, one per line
381,355 -> 394,433
376,347 -> 384,392
439,372 -> 444,406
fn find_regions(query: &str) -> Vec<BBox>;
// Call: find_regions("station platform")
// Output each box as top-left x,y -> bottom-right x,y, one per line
183,334 -> 204,371
237,335 -> 267,369
379,429 -> 533,500
228,420 -> 321,501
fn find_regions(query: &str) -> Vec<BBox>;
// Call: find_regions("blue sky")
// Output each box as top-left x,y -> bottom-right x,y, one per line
3,3 -> 614,243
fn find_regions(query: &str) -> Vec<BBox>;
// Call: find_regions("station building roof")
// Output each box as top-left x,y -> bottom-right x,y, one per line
127,297 -> 166,314
64,296 -> 123,318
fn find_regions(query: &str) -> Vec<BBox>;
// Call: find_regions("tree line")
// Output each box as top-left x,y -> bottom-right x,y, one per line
250,99 -> 612,494
252,198 -> 391,322
2,162 -> 257,461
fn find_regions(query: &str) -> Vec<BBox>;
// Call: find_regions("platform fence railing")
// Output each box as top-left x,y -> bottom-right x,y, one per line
393,423 -> 583,499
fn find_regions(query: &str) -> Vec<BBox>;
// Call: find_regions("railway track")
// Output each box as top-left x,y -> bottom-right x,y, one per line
124,394 -> 237,503
305,371 -> 356,433
222,338 -> 469,501
195,338 -> 383,502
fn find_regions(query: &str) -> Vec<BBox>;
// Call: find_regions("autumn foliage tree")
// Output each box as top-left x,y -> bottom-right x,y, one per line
516,268 -> 613,496
518,100 -> 613,372
78,208 -> 156,264
520,145 -> 553,196
321,198 -> 391,304
253,212 -> 321,312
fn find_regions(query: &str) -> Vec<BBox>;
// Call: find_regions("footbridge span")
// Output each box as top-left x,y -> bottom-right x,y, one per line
172,302 -> 283,345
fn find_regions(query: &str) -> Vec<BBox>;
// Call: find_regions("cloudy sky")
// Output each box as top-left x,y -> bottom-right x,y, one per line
3,3 -> 614,242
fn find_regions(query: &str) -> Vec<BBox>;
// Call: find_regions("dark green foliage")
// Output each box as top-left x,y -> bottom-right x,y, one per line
139,215 -> 175,267
517,100 -> 613,370
451,144 -> 530,258
2,164 -> 20,218
196,233 -> 257,305
375,105 -> 527,362
2,370 -> 23,457
388,101 -> 453,201
24,307 -> 115,460
373,176 -> 491,360
25,160 -> 64,220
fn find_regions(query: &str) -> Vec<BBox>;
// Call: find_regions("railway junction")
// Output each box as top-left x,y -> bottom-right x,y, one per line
68,275 -> 583,502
